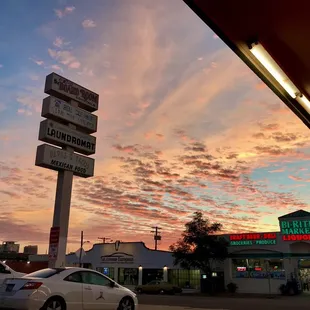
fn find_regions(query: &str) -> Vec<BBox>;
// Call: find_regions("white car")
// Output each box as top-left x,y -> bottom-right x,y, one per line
0,267 -> 138,310
0,262 -> 26,285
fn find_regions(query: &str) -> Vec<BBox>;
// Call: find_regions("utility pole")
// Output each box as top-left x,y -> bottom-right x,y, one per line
151,226 -> 162,250
79,231 -> 83,267
98,237 -> 112,244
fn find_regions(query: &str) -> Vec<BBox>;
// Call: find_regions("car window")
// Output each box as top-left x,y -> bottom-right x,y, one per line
147,280 -> 156,285
26,268 -> 65,278
81,271 -> 111,286
64,272 -> 83,283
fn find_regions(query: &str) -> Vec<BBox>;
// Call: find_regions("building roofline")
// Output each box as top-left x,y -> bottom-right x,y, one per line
68,241 -> 172,256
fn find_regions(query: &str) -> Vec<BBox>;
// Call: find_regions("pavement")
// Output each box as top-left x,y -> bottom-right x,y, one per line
139,307 -> 228,310
137,294 -> 310,310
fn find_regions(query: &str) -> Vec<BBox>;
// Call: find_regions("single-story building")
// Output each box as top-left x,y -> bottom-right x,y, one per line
223,210 -> 310,294
65,241 -> 204,289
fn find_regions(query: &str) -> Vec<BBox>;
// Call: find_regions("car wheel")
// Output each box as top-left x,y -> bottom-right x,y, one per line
159,289 -> 165,294
137,288 -> 143,294
118,297 -> 135,310
43,297 -> 66,310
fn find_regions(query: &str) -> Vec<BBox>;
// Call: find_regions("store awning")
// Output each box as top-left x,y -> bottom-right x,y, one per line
184,0 -> 310,129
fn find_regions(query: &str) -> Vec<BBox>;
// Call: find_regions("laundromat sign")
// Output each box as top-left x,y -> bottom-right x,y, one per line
229,233 -> 277,246
280,220 -> 310,241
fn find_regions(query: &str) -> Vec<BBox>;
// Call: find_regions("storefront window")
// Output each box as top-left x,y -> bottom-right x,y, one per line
118,268 -> 138,285
232,258 -> 285,279
96,267 -> 114,280
168,269 -> 200,289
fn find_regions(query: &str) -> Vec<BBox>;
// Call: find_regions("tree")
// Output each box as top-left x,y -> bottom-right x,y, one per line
169,211 -> 229,276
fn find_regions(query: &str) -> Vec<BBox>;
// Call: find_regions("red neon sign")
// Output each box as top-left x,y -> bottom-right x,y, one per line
229,233 -> 277,241
237,267 -> 246,271
282,234 -> 310,241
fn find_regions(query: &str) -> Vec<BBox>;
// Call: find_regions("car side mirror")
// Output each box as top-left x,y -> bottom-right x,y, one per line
110,281 -> 115,288
3,269 -> 11,274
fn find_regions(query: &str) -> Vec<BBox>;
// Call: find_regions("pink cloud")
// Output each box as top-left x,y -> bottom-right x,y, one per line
82,19 -> 96,28
30,58 -> 44,66
54,6 -> 75,19
48,49 -> 81,69
69,61 -> 81,69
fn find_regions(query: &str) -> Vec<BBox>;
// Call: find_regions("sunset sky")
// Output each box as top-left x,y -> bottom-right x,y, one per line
1,0 -> 310,254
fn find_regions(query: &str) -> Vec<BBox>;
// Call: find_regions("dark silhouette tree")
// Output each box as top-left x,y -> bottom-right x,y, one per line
169,211 -> 229,276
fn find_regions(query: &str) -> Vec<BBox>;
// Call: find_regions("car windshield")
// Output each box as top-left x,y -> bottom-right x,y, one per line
25,268 -> 66,278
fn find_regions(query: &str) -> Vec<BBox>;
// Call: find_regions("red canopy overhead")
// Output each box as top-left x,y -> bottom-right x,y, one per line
184,0 -> 310,128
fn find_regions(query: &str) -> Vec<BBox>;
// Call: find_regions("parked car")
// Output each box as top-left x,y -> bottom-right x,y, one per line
0,262 -> 26,285
0,267 -> 138,310
135,280 -> 182,294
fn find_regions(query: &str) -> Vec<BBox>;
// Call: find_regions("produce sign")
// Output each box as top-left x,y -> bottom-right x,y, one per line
229,233 -> 277,246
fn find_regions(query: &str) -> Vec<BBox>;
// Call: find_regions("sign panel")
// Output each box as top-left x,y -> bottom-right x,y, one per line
35,144 -> 95,178
44,72 -> 99,112
229,233 -> 277,246
42,96 -> 98,134
48,227 -> 60,261
280,219 -> 310,235
101,253 -> 134,264
38,119 -> 96,155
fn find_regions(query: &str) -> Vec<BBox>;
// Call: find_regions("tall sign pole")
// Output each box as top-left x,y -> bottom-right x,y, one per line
35,72 -> 99,268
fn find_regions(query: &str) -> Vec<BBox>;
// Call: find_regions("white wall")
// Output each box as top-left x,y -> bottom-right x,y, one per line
233,278 -> 285,294
66,242 -> 180,269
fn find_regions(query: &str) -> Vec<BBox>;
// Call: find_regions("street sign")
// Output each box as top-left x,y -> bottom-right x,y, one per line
44,72 -> 99,112
42,96 -> 98,134
48,227 -> 60,261
35,144 -> 95,178
38,119 -> 96,155
38,72 -> 99,269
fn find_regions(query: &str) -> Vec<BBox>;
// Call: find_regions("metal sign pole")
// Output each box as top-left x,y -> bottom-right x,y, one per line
49,102 -> 77,268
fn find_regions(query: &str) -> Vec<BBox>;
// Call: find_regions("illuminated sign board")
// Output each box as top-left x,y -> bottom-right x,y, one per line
229,233 -> 277,246
282,234 -> 310,241
280,220 -> 310,235
280,219 -> 310,241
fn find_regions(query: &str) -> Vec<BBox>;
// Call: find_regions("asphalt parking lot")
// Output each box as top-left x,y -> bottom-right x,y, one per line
138,294 -> 310,310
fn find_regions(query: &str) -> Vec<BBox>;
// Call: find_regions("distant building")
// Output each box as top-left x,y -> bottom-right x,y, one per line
23,245 -> 38,255
0,241 -> 20,253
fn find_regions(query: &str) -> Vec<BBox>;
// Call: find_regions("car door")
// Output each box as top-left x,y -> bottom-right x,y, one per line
63,271 -> 84,310
81,271 -> 119,310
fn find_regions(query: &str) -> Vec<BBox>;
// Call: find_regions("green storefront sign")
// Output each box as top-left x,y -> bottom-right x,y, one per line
230,240 -> 276,246
280,220 -> 310,235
